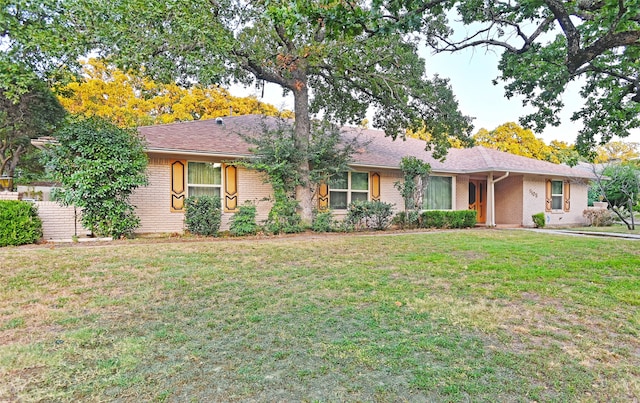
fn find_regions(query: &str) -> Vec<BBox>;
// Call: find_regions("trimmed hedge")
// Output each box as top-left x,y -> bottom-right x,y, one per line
0,200 -> 43,247
421,210 -> 477,229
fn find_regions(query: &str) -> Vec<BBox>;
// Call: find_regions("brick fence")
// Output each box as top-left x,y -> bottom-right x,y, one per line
1,192 -> 85,240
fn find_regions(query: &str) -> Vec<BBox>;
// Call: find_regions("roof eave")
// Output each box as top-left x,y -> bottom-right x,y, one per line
146,148 -> 251,159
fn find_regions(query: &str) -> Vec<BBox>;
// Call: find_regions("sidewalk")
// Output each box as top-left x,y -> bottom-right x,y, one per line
523,228 -> 640,240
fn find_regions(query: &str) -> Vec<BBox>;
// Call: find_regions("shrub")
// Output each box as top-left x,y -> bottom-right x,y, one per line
264,197 -> 303,234
421,210 -> 477,229
583,208 -> 614,227
392,211 -> 421,229
0,200 -> 42,247
184,196 -> 222,236
230,202 -> 260,236
532,212 -> 546,228
346,200 -> 394,231
312,209 -> 334,232
422,210 -> 446,228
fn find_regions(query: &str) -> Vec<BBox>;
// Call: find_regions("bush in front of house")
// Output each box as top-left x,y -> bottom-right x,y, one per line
583,208 -> 614,227
230,202 -> 260,236
184,196 -> 222,236
0,200 -> 42,247
346,200 -> 394,231
532,212 -> 546,228
312,209 -> 335,232
392,211 -> 421,229
421,210 -> 477,229
264,196 -> 303,235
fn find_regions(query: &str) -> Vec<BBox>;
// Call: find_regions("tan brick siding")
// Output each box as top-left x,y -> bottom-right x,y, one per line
495,175 -> 524,225
522,177 -> 589,227
130,159 -> 186,233
131,159 -> 275,233
455,175 -> 469,211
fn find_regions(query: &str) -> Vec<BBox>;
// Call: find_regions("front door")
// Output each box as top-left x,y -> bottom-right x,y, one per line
468,180 -> 487,224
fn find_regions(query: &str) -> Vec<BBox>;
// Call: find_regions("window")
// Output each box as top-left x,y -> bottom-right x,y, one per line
551,180 -> 563,210
187,162 -> 221,198
329,171 -> 369,209
423,176 -> 453,210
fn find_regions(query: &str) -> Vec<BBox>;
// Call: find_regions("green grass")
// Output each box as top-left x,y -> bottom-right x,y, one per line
0,229 -> 639,401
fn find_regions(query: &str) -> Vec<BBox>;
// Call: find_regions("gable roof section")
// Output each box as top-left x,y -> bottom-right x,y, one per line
139,115 -> 594,179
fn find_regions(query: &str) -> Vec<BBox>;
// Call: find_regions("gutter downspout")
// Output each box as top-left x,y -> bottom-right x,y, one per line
489,172 -> 510,227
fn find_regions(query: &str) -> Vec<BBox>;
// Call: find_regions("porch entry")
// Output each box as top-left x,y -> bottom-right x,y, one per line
468,179 -> 487,224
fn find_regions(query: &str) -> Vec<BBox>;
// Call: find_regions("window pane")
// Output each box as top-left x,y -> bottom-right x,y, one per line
551,180 -> 563,195
552,195 -> 562,210
330,191 -> 348,209
351,192 -> 368,202
188,186 -> 221,198
351,172 -> 369,191
424,176 -> 452,210
329,172 -> 348,189
188,162 -> 221,185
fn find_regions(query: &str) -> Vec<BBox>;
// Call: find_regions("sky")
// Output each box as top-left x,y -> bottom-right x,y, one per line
229,44 -> 640,146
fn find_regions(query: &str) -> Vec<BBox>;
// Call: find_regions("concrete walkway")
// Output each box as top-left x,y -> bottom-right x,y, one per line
522,228 -> 640,240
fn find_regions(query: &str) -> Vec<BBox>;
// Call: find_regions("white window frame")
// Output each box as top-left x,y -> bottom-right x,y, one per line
187,161 -> 222,199
329,171 -> 370,210
550,180 -> 563,211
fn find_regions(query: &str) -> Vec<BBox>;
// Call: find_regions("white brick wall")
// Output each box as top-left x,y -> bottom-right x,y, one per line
0,191 -> 19,200
35,201 -> 86,240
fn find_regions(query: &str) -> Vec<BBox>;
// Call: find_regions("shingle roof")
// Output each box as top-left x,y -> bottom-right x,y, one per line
139,115 -> 594,179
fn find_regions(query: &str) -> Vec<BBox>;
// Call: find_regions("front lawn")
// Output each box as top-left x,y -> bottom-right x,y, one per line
1,230 -> 638,401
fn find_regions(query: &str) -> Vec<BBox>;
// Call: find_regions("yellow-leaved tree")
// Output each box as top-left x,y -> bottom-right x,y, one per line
472,122 -> 581,163
57,59 -> 292,127
594,141 -> 640,163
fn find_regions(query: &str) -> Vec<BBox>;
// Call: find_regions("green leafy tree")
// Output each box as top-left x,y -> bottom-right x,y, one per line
66,0 -> 472,223
44,117 -> 148,238
394,156 -> 431,227
387,0 -> 640,156
0,60 -> 66,183
239,117 -> 358,232
1,1 -> 89,99
591,163 -> 640,229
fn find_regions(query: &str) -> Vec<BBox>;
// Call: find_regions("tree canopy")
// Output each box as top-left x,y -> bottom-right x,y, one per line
473,122 -> 580,164
57,59 -> 291,127
66,0 -> 472,222
415,0 -> 640,156
0,60 -> 67,181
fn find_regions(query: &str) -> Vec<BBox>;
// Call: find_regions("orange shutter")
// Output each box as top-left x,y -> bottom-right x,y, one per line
170,160 -> 186,212
318,182 -> 329,211
545,179 -> 552,212
564,181 -> 571,212
224,164 -> 238,212
370,172 -> 381,201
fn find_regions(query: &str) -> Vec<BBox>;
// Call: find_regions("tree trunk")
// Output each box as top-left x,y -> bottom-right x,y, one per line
291,75 -> 314,225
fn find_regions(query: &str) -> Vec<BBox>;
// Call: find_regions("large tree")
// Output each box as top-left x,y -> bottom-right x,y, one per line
394,0 -> 640,156
67,0 -> 472,223
0,60 -> 66,182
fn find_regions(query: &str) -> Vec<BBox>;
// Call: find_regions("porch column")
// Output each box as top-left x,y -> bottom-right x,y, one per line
488,173 -> 495,227
488,172 -> 510,227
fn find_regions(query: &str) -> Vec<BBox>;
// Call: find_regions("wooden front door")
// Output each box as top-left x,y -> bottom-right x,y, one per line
468,180 -> 487,224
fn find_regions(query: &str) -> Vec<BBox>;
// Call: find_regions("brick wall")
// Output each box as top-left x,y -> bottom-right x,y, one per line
0,191 -> 19,200
35,201 -> 85,240
495,175 -> 524,225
